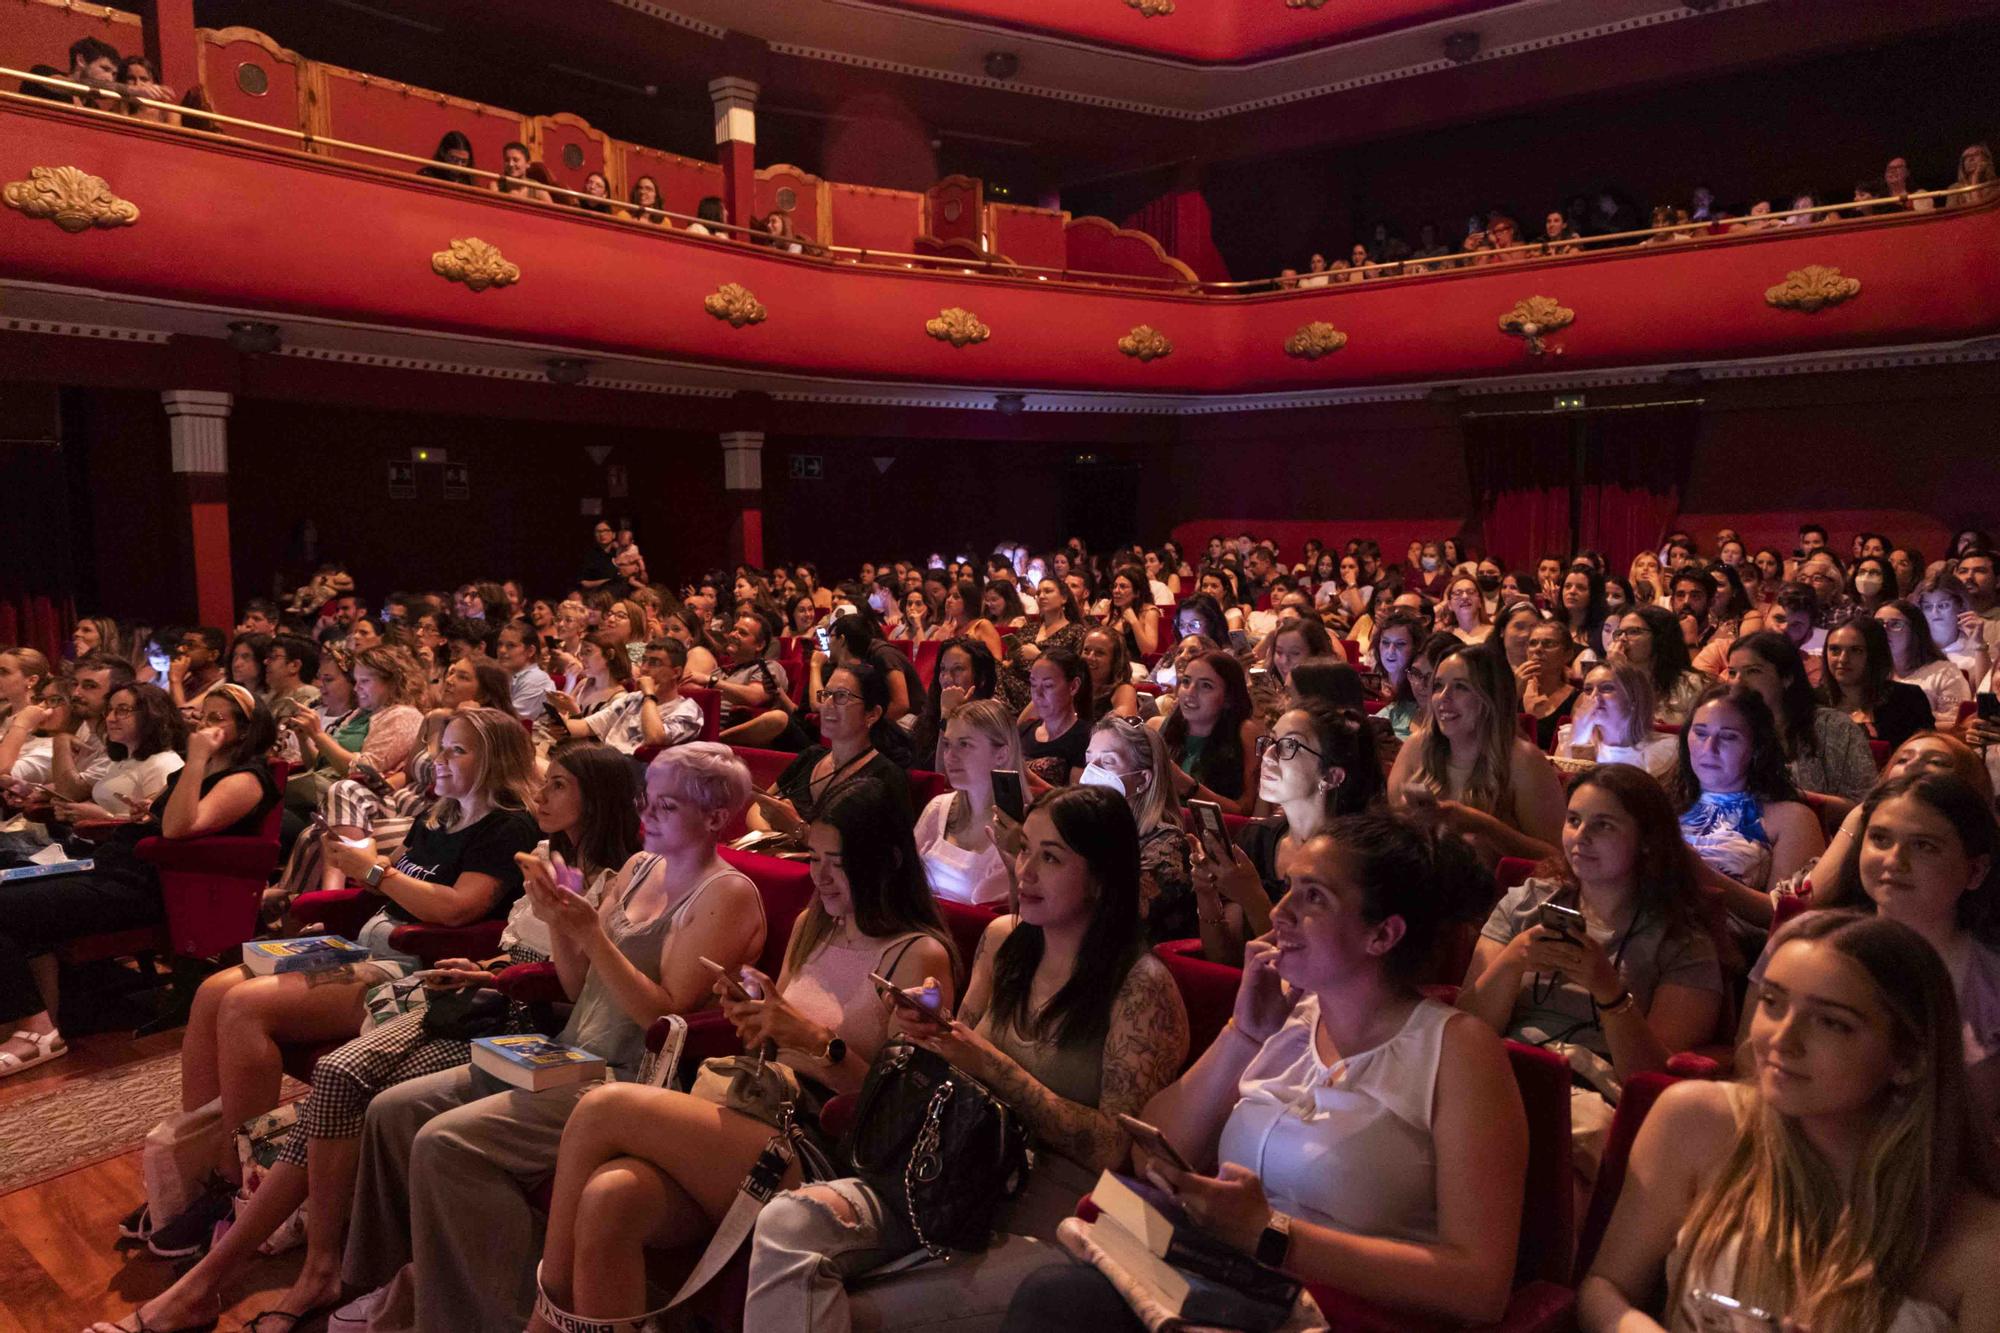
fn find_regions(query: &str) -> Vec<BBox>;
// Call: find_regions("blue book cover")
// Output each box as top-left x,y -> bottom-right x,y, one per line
242,936 -> 372,974
0,858 -> 94,883
471,1035 -> 606,1090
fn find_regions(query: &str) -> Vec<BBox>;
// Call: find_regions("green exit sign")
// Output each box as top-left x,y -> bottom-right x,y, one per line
1553,393 -> 1586,411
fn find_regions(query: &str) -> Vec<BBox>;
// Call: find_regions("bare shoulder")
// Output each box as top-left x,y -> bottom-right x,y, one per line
1117,951 -> 1181,1011
1765,800 -> 1824,843
1931,1187 -> 2000,1277
1511,739 -> 1559,780
980,913 -> 1022,953
1642,1079 -> 1742,1156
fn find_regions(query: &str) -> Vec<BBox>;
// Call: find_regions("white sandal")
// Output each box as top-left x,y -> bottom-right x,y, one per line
0,1028 -> 68,1077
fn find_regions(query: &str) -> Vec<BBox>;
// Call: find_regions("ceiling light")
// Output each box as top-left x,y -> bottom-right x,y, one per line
225,320 -> 281,354
545,358 -> 590,385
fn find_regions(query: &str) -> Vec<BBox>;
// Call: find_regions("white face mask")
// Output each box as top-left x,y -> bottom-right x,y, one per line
1080,763 -> 1136,795
1420,556 -> 1439,572
1853,574 -> 1883,597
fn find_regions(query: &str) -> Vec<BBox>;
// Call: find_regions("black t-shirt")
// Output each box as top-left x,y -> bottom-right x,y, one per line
1020,717 -> 1088,787
90,761 -> 280,879
777,747 -> 914,824
579,546 -> 620,586
380,807 -> 539,924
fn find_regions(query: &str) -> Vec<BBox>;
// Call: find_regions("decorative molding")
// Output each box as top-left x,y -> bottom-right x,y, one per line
161,389 -> 233,474
2,166 -> 139,233
1284,0 -> 1332,7
1118,325 -> 1173,361
1765,265 -> 1861,314
1498,296 -> 1574,356
720,429 -> 764,490
1284,322 -> 1348,360
925,307 -> 991,347
704,283 -> 768,328
1124,0 -> 1175,15
430,238 -> 520,292
607,0 -> 728,39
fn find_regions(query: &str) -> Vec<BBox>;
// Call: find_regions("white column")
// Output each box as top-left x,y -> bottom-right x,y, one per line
708,76 -> 760,147
720,429 -> 763,491
161,389 -> 233,474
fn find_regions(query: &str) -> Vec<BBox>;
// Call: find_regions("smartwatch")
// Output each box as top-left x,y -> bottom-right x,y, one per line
820,1033 -> 847,1066
363,861 -> 388,890
1254,1210 -> 1293,1269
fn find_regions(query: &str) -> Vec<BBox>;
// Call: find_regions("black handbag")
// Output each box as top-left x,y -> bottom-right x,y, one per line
420,985 -> 511,1040
845,1041 -> 1030,1257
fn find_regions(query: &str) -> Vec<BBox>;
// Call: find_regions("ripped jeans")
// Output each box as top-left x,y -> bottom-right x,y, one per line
746,1168 -> 1082,1333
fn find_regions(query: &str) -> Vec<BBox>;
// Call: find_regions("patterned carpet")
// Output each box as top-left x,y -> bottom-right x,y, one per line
0,1051 -> 190,1194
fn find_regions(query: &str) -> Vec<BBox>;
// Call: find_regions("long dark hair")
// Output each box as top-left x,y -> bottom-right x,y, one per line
1550,763 -> 1703,942
202,684 -> 278,772
1160,650 -> 1252,797
1621,603 -> 1694,699
988,786 -> 1145,1047
1819,616 -> 1896,711
1879,599 -> 1946,670
910,638 -> 998,765
1730,631 -> 1821,759
1032,647 -> 1094,726
1675,683 -> 1801,809
1560,563 -> 1610,640
106,682 -> 184,761
1174,594 -> 1229,644
787,777 -> 956,975
1317,811 -> 1491,985
545,738 -> 642,878
1822,770 -> 2000,942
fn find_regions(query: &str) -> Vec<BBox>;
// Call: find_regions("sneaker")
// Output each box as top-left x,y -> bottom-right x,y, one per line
116,1200 -> 152,1242
147,1172 -> 235,1258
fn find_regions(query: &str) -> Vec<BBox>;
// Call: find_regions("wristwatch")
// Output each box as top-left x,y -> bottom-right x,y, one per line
363,861 -> 388,890
1255,1210 -> 1293,1269
819,1033 -> 847,1065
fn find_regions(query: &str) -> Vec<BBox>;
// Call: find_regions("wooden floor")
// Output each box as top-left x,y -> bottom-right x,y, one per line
0,1027 -> 306,1333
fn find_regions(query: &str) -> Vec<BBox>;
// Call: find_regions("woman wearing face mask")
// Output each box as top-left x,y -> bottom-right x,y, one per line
1848,554 -> 1897,615
531,779 -> 958,1331
1021,650 -> 1092,789
1192,698 -> 1385,962
750,786 -> 1188,1332
1555,661 -> 1678,783
998,577 -> 1085,716
1389,643 -> 1568,863
1460,766 -> 1724,1160
754,663 -> 914,838
1876,600 -> 1973,730
1913,573 -> 1990,685
908,637 -> 999,771
1078,626 -> 1142,721
1154,651 -> 1264,816
1409,541 -> 1450,599
1578,912 -> 2000,1333
0,686 -> 275,1081
1820,617 -> 1933,751
1675,685 -> 1824,931
1007,812 -> 1528,1331
917,698 -> 1022,907
1517,617 -> 1580,750
1082,716 -> 1195,941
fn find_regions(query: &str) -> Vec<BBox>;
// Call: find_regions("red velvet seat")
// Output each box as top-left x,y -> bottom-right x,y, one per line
1151,939 -> 1242,1069
911,640 -> 942,688
908,769 -> 951,805
1868,738 -> 1892,769
1573,1069 -> 1680,1279
935,897 -> 999,991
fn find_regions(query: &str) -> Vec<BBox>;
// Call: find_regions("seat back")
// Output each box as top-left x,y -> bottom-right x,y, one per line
1502,1039 -> 1575,1287
147,760 -> 291,957
935,897 -> 998,991
1868,738 -> 1892,770
908,769 -> 952,805
683,686 -> 722,742
719,846 -> 815,979
911,640 -> 943,689
775,651 -> 808,706
1152,939 -> 1241,1071
730,745 -> 799,791
1574,1069 -> 1679,1280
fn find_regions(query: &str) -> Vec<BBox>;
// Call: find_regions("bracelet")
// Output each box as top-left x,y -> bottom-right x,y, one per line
1596,989 -> 1637,1016
1197,909 -> 1228,926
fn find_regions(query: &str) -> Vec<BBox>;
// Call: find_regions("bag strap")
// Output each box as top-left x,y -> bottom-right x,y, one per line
664,1131 -> 796,1307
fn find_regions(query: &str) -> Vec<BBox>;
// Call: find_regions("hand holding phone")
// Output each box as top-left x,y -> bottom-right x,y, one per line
1537,901 -> 1586,941
870,971 -> 947,1023
1188,798 -> 1230,864
700,956 -> 757,1003
989,768 -> 1026,823
1117,1112 -> 1192,1173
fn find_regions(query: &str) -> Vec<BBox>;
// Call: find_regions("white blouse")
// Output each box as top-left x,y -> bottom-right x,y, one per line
92,751 -> 184,815
914,792 -> 1012,907
1897,657 -> 1971,729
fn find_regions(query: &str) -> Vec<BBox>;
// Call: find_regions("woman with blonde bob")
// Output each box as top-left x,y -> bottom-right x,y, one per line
1081,715 -> 1192,940
1580,911 -> 2000,1332
1552,659 -> 1677,783
917,696 -> 1024,907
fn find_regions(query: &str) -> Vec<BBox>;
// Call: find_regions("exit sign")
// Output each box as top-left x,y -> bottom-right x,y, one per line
1553,393 -> 1585,411
789,454 -> 823,480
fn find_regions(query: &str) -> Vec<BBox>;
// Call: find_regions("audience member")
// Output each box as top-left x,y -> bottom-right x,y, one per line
1554,660 -> 1678,783
1820,616 -> 1932,750
1724,630 -> 1876,801
1675,684 -> 1824,931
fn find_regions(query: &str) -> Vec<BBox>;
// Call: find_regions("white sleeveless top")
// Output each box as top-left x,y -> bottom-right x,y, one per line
1667,1232 -> 1954,1332
914,792 -> 1012,907
1215,994 -> 1454,1244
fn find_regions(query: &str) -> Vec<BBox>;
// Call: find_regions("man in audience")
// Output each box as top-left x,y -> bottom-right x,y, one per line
236,600 -> 279,636
695,612 -> 790,744
496,620 -> 553,719
9,652 -> 127,792
1797,522 -> 1829,557
577,519 -> 620,590
1669,566 -> 1716,649
167,627 -> 226,720
21,36 -> 119,105
1956,549 -> 2000,648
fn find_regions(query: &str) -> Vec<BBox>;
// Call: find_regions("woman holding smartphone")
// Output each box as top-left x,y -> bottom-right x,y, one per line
752,663 -> 913,836
746,785 -> 1189,1330
1004,812 -> 1526,1329
103,739 -> 629,1331
528,778 -> 956,1330
1579,912 -> 1999,1332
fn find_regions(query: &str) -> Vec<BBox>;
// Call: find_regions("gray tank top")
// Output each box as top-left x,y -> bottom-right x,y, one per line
559,855 -> 755,1078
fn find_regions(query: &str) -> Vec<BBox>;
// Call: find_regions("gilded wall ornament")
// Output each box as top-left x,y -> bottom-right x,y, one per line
1284,0 -> 1331,8
926,308 -> 991,347
1498,296 -> 1574,356
1118,325 -> 1173,361
1284,322 -> 1348,360
2,165 -> 139,232
1124,0 -> 1175,15
704,283 -> 768,327
430,238 -> 519,291
1764,266 -> 1860,313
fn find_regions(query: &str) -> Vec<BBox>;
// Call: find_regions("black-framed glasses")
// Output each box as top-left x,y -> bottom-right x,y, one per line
816,688 -> 861,707
1255,735 -> 1322,762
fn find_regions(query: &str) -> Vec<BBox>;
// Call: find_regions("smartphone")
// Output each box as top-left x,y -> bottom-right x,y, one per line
813,625 -> 831,654
1188,798 -> 1230,863
1538,901 -> 1587,940
543,699 -> 567,723
1116,1113 -> 1192,1173
869,971 -> 945,1021
699,956 -> 754,1002
1978,692 -> 2000,723
989,768 -> 1025,822
1686,1288 -> 1779,1333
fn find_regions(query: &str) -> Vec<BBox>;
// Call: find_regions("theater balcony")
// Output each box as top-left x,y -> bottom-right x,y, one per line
4,72 -> 1999,411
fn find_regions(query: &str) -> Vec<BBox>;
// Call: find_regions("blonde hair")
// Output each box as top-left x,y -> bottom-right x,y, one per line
1673,912 -> 1994,1331
355,645 -> 423,705
945,698 -> 1024,791
425,706 -> 537,830
1415,644 -> 1517,815
1580,659 -> 1657,749
1088,715 -> 1179,834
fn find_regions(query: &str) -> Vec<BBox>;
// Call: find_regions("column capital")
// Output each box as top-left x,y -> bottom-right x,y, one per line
720,430 -> 763,492
709,76 -> 759,146
162,389 -> 232,474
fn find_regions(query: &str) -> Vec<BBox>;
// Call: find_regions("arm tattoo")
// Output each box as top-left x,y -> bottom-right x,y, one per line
985,958 -> 1189,1172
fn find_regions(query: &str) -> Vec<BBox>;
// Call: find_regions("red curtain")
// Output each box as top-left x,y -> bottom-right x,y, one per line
0,442 -> 76,661
1465,406 -> 1696,571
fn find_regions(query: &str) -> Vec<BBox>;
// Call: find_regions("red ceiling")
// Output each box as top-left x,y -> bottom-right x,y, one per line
871,0 -> 1516,63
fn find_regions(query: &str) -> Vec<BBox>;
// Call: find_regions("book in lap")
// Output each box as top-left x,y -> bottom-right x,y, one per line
472,1035 -> 607,1091
1075,1170 -> 1302,1331
0,856 -> 94,883
241,935 -> 372,975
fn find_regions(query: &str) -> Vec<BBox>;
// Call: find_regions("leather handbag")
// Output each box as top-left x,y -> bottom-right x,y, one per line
845,1041 -> 1029,1256
689,1052 -> 837,1178
419,985 -> 511,1041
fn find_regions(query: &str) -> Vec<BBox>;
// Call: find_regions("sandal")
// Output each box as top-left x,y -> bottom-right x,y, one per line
241,1305 -> 341,1333
82,1299 -> 219,1333
0,1028 -> 67,1078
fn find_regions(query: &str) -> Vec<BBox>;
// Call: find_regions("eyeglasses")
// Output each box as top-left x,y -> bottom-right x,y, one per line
105,703 -> 138,718
816,689 -> 862,707
1611,627 -> 1651,641
1255,735 -> 1323,762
